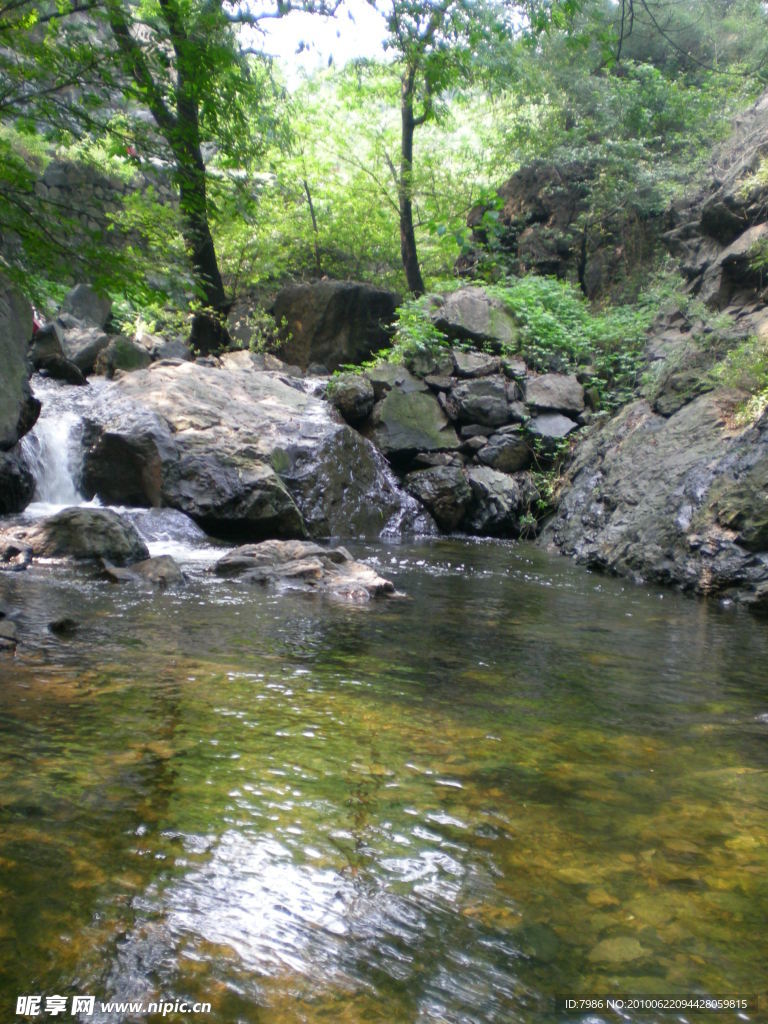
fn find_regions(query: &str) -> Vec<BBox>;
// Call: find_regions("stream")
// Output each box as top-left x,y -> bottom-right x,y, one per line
0,379 -> 767,1023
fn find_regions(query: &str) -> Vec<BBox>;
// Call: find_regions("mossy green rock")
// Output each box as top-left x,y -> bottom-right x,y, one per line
710,453 -> 768,551
370,388 -> 459,455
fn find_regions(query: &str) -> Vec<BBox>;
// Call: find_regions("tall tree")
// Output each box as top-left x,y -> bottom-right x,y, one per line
367,0 -> 581,294
1,0 -> 322,321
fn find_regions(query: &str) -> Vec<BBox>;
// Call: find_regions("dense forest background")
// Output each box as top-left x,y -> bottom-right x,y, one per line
2,0 -> 768,355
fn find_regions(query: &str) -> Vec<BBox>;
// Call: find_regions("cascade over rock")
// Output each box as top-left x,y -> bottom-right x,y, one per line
81,353 -> 433,539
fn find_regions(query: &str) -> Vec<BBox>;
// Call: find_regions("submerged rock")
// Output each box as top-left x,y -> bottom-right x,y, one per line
0,618 -> 18,651
214,539 -> 398,602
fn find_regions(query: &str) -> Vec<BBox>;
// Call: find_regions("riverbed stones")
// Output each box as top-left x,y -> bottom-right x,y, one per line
0,618 -> 18,650
60,326 -> 111,374
94,336 -> 152,377
214,539 -> 398,601
451,348 -> 501,378
19,507 -> 149,565
476,428 -> 531,473
465,466 -> 539,535
0,449 -> 35,516
450,376 -> 512,428
527,413 -> 578,442
368,387 -> 459,458
102,554 -> 185,587
524,373 -> 585,415
432,287 -> 518,346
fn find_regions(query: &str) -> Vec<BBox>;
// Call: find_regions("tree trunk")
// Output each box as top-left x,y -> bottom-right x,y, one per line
176,145 -> 228,312
399,71 -> 426,296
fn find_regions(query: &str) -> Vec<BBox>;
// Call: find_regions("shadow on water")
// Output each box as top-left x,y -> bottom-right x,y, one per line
1,538 -> 767,1023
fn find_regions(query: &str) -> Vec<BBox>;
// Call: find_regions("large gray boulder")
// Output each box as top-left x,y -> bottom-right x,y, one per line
465,466 -> 539,535
272,280 -> 400,371
0,448 -> 35,515
0,274 -> 39,451
404,465 -> 473,531
61,325 -> 111,374
524,373 -> 585,415
476,428 -> 531,473
433,288 -> 518,347
60,284 -> 112,328
449,376 -> 513,428
542,390 -> 768,609
8,507 -> 149,565
81,353 -> 433,540
94,336 -> 152,377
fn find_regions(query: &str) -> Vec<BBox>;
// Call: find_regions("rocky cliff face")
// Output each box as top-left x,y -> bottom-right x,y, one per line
459,160 -> 664,299
543,92 -> 768,612
0,275 -> 39,513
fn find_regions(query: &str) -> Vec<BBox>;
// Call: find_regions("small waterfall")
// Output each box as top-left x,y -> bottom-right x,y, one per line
21,375 -> 104,510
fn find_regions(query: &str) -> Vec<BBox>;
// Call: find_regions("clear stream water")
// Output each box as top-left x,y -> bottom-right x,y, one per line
1,380 -> 767,1024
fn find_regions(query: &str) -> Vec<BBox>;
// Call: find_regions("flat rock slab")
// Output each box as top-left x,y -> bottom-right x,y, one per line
524,373 -> 585,415
214,539 -> 398,602
368,387 -> 459,455
102,554 -> 185,587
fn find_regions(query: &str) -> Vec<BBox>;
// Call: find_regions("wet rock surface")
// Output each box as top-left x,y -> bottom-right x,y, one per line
81,355 -> 432,540
1,507 -> 150,566
542,392 -> 768,609
328,344 -> 580,537
214,539 -> 398,602
0,274 -> 39,453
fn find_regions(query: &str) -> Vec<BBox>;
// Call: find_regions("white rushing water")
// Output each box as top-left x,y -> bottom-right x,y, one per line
20,375 -> 225,566
21,376 -> 105,514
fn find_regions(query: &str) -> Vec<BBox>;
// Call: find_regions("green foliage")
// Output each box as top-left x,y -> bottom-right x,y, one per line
390,294 -> 451,360
708,334 -> 768,422
487,276 -> 651,409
